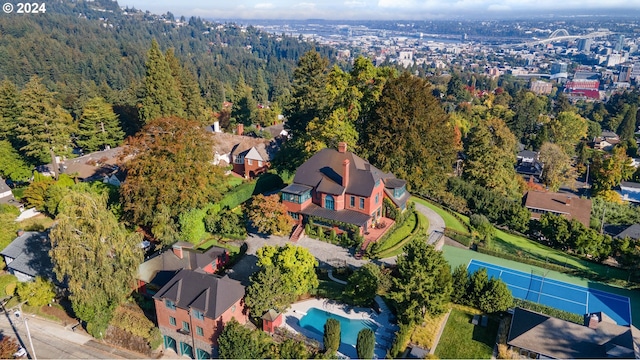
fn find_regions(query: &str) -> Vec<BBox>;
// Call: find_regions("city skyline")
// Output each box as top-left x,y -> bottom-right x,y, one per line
120,0 -> 640,20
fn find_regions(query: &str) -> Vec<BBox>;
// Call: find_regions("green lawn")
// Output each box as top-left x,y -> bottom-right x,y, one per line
375,212 -> 429,258
443,245 -> 640,327
225,176 -> 244,188
411,197 -> 469,233
434,308 -> 498,359
197,236 -> 241,255
376,212 -> 418,252
490,228 -> 630,284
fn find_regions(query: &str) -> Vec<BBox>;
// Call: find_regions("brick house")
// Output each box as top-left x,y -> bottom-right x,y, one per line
281,142 -> 410,235
153,269 -> 247,359
137,242 -> 229,297
209,124 -> 279,179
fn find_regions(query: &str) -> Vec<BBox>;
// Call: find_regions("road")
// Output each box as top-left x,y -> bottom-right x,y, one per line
0,309 -> 143,359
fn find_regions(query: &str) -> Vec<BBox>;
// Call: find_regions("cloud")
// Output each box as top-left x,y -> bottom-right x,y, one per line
345,0 -> 367,7
294,2 -> 317,8
377,0 -> 415,8
487,4 -> 511,11
254,3 -> 274,9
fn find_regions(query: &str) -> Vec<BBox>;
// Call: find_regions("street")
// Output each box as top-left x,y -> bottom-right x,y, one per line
0,309 -> 142,359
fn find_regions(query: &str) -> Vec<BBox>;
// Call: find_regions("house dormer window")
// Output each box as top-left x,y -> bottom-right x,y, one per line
394,185 -> 406,198
325,195 -> 335,210
234,156 -> 244,164
192,309 -> 204,320
247,159 -> 253,165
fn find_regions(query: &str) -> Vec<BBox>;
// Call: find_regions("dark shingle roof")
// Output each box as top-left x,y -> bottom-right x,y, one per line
293,148 -> 387,197
507,307 -> 636,359
615,224 -> 640,240
281,184 -> 313,195
153,269 -> 245,319
0,232 -> 53,279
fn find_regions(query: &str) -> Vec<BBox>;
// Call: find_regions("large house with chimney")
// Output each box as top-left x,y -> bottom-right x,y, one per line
281,142 -> 410,236
208,123 -> 280,179
523,191 -> 592,227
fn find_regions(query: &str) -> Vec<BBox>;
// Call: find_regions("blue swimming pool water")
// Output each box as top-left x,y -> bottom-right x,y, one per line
298,307 -> 378,346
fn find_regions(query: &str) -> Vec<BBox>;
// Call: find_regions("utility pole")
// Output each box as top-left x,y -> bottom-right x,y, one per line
16,304 -> 37,360
600,205 -> 607,235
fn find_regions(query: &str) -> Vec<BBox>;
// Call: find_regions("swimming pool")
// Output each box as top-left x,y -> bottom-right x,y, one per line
298,307 -> 378,346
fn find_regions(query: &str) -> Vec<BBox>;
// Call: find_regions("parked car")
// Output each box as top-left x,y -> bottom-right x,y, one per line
13,347 -> 26,358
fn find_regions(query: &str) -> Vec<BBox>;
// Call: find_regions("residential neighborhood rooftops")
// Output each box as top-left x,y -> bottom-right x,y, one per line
507,307 -> 639,359
153,269 -> 245,319
523,191 -> 592,227
58,147 -> 124,180
280,183 -> 313,195
212,132 -> 279,162
614,224 -> 640,240
300,203 -> 371,227
0,231 -> 53,281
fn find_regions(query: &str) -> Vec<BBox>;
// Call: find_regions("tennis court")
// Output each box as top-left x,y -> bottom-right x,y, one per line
467,259 -> 632,326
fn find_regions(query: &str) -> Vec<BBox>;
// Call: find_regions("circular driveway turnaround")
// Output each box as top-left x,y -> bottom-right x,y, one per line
229,200 -> 448,283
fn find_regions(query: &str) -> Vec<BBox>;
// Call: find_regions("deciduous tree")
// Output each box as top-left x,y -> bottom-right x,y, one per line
76,97 -> 124,152
50,191 -> 143,338
364,72 -> 457,193
120,117 -> 226,244
539,142 -> 576,192
549,111 -> 588,154
244,266 -> 297,318
246,194 -> 294,236
463,117 -> 521,198
390,240 -> 452,324
478,278 -> 513,313
591,146 -> 635,194
17,277 -> 55,307
255,244 -> 318,297
218,318 -> 274,359
0,140 -> 31,181
344,263 -> 382,306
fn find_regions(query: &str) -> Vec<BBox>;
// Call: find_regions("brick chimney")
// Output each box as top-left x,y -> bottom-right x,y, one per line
237,123 -> 244,136
588,313 -> 600,329
172,244 -> 184,259
566,197 -> 572,206
342,159 -> 350,187
338,142 -> 347,153
16,230 -> 24,237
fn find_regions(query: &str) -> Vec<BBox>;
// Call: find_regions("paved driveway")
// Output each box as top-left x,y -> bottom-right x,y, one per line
228,202 -> 447,282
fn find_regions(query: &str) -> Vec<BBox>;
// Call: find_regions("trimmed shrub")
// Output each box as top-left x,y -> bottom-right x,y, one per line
323,318 -> 341,354
388,323 -> 411,358
0,274 -> 18,296
356,328 -> 375,359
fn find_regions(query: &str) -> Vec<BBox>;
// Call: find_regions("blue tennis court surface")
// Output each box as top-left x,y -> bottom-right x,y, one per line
467,259 -> 632,326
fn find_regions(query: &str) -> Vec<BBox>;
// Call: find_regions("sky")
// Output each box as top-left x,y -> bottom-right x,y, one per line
120,0 -> 639,20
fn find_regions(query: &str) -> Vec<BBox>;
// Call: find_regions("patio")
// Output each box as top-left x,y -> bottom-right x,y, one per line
358,216 -> 395,256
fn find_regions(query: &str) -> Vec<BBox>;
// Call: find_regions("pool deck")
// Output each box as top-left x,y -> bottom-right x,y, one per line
282,298 -> 398,359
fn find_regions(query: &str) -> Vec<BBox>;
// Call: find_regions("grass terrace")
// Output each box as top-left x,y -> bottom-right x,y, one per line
411,197 -> 469,233
373,212 -> 428,258
434,305 -> 499,359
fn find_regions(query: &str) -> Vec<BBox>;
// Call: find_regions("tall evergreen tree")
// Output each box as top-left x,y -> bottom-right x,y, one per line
76,97 -> 124,152
165,48 -> 208,124
0,80 -> 21,144
15,76 -> 74,164
618,105 -> 638,143
139,40 -> 184,123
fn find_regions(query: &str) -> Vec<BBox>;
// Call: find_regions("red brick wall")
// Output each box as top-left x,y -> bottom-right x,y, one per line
244,159 -> 270,178
155,297 -> 248,348
283,197 -> 312,213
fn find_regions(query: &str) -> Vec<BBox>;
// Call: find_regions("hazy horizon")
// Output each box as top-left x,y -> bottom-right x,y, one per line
120,0 -> 640,20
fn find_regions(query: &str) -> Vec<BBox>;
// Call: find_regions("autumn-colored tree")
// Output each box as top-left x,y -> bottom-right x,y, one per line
364,72 -> 457,193
549,111 -> 588,154
50,191 -> 143,338
246,194 -> 295,236
539,142 -> 576,192
120,117 -> 226,244
76,97 -> 124,152
0,336 -> 18,359
592,146 -> 635,195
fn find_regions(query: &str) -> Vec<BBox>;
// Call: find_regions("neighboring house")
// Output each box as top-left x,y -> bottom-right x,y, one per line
618,181 -> 640,203
43,147 -> 127,184
614,224 -> 640,241
209,124 -> 279,178
137,242 -> 229,297
263,122 -> 289,139
0,177 -> 17,206
281,142 -> 410,235
153,269 -> 247,359
0,231 -> 53,282
516,150 -> 543,179
523,191 -> 592,227
507,307 -> 640,359
592,131 -> 621,151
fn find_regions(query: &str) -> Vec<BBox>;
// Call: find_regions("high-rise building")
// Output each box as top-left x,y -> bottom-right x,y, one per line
618,65 -> 632,83
551,62 -> 568,75
577,38 -> 592,52
614,34 -> 625,52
